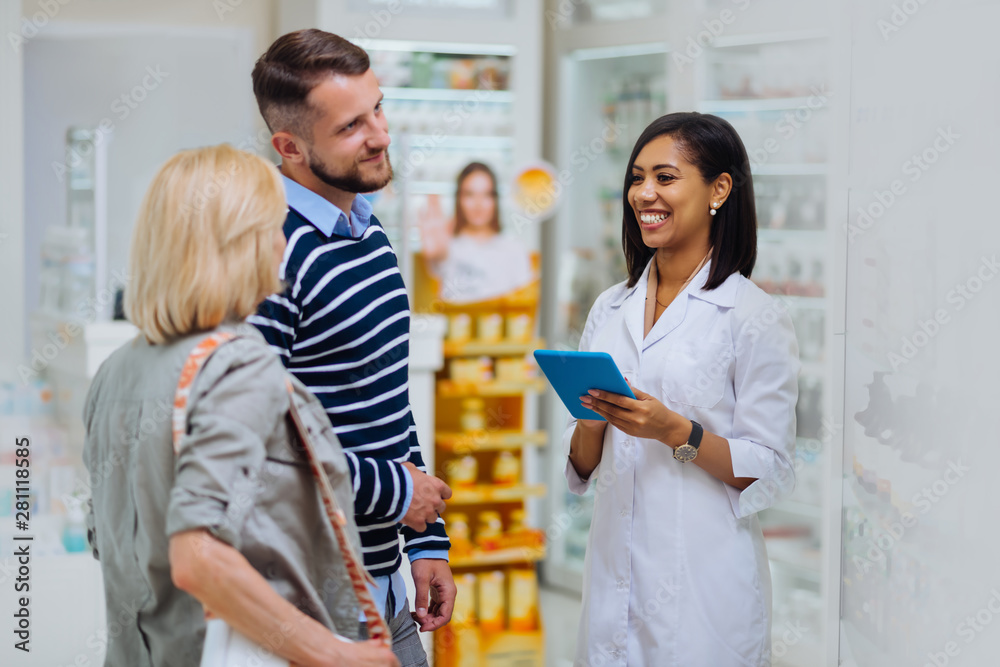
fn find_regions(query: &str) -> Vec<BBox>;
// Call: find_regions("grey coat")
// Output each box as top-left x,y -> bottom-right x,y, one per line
83,323 -> 362,667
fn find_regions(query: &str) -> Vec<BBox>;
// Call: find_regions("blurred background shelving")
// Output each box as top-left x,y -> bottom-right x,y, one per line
15,1 -> 994,665
362,37 -> 536,293
701,30 -> 833,667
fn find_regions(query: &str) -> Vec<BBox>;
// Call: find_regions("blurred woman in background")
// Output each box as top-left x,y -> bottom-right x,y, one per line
419,161 -> 534,303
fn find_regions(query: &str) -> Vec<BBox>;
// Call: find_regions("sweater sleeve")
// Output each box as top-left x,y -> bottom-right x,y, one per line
400,413 -> 451,553
341,449 -> 414,523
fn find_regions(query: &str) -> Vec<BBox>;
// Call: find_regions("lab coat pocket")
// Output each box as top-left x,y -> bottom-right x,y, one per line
661,341 -> 731,408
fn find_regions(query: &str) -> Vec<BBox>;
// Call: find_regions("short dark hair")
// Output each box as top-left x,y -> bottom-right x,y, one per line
454,162 -> 501,235
251,29 -> 370,137
621,112 -> 757,290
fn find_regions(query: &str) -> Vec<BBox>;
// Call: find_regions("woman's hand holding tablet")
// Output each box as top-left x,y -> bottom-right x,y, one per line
533,350 -> 636,421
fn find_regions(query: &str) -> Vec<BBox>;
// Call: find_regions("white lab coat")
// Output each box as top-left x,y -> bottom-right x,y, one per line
564,258 -> 799,667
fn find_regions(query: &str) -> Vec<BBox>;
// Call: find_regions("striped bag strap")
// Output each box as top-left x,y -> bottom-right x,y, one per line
172,332 -> 236,454
284,377 -> 392,648
171,331 -> 392,647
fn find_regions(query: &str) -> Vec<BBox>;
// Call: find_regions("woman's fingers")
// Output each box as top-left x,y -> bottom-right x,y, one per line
581,398 -> 610,420
585,392 -> 635,418
584,396 -> 631,424
585,397 -> 646,437
587,389 -> 636,407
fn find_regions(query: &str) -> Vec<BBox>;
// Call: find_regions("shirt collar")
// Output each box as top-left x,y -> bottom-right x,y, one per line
610,256 -> 739,309
688,259 -> 739,307
280,173 -> 373,238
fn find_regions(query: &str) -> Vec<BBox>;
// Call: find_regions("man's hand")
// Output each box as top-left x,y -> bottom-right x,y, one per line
410,559 -> 456,632
401,462 -> 451,532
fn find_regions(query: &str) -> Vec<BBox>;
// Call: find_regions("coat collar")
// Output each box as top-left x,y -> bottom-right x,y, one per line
689,261 -> 740,307
610,256 -> 740,309
607,261 -> 649,309
611,257 -> 740,352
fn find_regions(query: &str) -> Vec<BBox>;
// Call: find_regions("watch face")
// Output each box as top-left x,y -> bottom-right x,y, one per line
673,444 -> 698,462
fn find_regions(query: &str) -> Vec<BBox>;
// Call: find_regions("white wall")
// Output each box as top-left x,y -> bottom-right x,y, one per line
839,1 -> 1000,665
26,0 -> 277,53
23,25 -> 258,323
1,2 -> 26,384
19,0 -> 277,360
6,5 -> 280,665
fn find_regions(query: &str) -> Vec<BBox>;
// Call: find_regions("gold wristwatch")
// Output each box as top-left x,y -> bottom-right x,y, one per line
672,420 -> 703,463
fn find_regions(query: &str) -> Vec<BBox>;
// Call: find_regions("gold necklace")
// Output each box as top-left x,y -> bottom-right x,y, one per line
653,251 -> 712,309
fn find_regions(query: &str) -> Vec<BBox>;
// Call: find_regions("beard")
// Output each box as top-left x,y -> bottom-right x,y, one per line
308,148 -> 393,194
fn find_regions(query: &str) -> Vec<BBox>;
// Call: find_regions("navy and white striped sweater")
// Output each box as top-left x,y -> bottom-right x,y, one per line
251,207 -> 450,577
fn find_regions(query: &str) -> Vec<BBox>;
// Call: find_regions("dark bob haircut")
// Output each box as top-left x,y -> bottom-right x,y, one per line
621,112 -> 757,290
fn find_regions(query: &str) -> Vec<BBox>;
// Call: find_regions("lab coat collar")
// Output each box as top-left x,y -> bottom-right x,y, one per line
615,256 -> 739,352
615,258 -> 688,353
689,260 -> 739,308
609,285 -> 639,309
607,263 -> 647,309
605,260 -> 649,353
620,256 -> 740,308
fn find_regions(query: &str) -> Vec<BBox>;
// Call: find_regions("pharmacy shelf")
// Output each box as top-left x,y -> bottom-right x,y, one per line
363,39 -> 517,57
437,379 -> 547,398
699,96 -> 823,113
449,483 -> 547,504
800,361 -> 826,378
443,338 -> 543,358
767,539 -> 822,582
404,181 -> 457,195
752,164 -> 828,176
406,134 -> 514,150
765,295 -> 826,310
770,559 -> 822,584
436,430 -> 548,452
450,545 -> 547,568
773,638 -> 824,667
405,177 -> 515,196
434,287 -> 541,313
381,86 -> 515,103
709,29 -> 829,49
758,228 -> 827,242
769,500 -> 823,520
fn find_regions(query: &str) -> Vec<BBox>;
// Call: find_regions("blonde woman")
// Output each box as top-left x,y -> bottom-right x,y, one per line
83,145 -> 398,667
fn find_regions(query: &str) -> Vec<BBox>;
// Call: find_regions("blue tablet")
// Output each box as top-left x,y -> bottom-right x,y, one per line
533,350 -> 636,421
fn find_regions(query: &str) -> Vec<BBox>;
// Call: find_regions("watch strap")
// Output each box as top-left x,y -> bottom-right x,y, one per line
687,420 -> 704,450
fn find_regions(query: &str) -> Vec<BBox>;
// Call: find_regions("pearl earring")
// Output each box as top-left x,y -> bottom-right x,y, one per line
709,202 -> 719,216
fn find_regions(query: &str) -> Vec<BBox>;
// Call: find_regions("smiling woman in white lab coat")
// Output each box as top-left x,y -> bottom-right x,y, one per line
565,113 -> 800,667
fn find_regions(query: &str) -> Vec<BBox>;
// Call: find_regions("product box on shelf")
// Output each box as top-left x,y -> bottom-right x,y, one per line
435,624 -> 544,667
423,266 -> 547,665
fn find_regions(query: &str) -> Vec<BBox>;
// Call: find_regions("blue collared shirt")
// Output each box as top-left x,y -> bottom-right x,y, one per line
279,172 -> 448,620
281,173 -> 373,239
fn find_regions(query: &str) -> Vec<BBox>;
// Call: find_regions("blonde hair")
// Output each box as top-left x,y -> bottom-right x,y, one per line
125,144 -> 286,344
